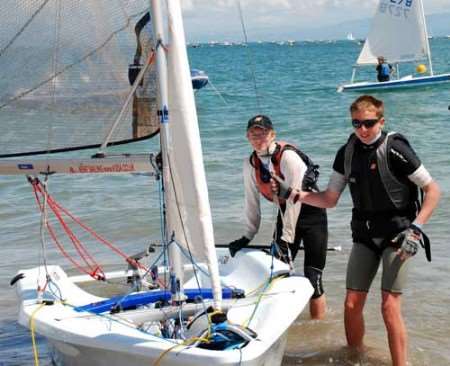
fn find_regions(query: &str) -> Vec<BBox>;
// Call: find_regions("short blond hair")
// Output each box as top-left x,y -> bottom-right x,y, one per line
350,95 -> 384,118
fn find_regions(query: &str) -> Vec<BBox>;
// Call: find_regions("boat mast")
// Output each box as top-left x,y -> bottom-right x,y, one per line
165,0 -> 222,309
350,67 -> 357,83
419,0 -> 434,75
149,0 -> 185,289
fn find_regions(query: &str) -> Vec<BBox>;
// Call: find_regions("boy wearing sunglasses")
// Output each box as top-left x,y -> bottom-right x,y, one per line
273,95 -> 440,366
228,114 -> 328,320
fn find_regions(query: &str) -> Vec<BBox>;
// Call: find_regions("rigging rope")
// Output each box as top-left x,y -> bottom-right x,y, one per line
0,0 -> 52,58
48,0 -> 62,154
0,9 -> 146,111
29,177 -> 156,282
236,0 -> 261,112
30,303 -> 46,366
165,147 -> 208,308
37,177 -> 49,283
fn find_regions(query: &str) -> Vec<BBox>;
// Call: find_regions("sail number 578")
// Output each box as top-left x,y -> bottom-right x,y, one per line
379,0 -> 413,18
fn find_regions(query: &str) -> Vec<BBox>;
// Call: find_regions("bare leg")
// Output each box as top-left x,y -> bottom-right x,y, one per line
344,290 -> 368,350
381,291 -> 407,366
310,294 -> 326,320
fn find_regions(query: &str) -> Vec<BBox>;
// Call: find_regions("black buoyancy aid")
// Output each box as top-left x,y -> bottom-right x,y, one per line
344,132 -> 419,249
344,132 -> 418,214
250,141 -> 319,202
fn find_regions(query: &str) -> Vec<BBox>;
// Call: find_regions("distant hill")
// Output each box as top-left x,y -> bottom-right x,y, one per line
187,12 -> 450,43
298,12 -> 450,41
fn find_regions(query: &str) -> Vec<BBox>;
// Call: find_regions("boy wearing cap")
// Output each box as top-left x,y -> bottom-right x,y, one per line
228,115 -> 328,320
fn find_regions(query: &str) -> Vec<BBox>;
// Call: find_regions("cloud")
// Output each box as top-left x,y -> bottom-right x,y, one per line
182,0 -> 448,17
181,0 -> 450,41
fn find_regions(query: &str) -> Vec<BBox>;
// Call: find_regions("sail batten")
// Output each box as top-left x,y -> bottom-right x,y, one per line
357,0 -> 430,65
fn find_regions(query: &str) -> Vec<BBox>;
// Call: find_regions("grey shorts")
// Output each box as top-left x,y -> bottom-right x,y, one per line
346,241 -> 411,293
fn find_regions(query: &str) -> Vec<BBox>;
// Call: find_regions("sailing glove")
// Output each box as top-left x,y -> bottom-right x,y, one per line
393,224 -> 422,258
277,179 -> 292,200
228,236 -> 250,257
271,174 -> 301,203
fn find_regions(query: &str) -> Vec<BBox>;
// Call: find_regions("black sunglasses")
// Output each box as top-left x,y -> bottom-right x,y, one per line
351,118 -> 380,129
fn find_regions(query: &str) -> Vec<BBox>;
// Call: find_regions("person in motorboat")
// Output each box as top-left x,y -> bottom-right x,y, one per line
228,115 -> 328,320
271,95 -> 441,366
376,56 -> 393,82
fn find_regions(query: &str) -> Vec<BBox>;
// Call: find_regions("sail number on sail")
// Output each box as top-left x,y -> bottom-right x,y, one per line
380,0 -> 413,19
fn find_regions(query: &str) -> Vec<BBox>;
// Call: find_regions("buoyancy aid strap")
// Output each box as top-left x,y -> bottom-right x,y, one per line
377,132 -> 411,210
250,143 -> 285,203
351,211 -> 414,257
249,151 -> 256,168
344,134 -> 357,181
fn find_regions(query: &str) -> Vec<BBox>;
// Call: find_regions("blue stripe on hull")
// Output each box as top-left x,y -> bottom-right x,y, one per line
74,287 -> 239,314
339,73 -> 450,92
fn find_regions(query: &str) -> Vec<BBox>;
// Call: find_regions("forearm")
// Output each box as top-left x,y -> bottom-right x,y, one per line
414,180 -> 441,225
295,170 -> 342,208
298,189 -> 339,209
272,169 -> 342,208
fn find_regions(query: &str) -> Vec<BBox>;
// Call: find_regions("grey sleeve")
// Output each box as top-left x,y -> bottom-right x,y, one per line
327,170 -> 347,193
243,159 -> 261,240
278,150 -> 305,243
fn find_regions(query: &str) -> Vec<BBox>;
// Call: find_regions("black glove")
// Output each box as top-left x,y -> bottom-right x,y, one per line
273,239 -> 292,264
228,236 -> 250,257
271,174 -> 303,203
277,179 -> 293,200
392,224 -> 422,259
270,174 -> 292,200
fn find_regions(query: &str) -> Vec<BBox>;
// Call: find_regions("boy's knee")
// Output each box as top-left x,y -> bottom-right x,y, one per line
345,292 -> 366,313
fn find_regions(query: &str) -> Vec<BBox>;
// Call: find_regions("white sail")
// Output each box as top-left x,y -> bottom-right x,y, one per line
164,0 -> 222,306
357,0 -> 430,65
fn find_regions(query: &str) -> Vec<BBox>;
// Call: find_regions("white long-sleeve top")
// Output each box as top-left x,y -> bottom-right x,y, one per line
242,142 -> 307,243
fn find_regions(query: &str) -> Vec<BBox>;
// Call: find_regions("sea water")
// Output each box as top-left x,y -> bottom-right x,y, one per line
1,38 -> 449,365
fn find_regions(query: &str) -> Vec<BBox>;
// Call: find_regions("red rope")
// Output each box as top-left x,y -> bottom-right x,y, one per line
30,178 -> 153,281
31,180 -> 105,280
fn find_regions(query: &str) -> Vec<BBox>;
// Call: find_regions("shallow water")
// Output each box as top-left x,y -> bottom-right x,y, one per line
1,38 -> 450,365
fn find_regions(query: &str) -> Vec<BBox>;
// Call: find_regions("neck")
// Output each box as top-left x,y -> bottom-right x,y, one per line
363,131 -> 382,146
256,141 -> 276,157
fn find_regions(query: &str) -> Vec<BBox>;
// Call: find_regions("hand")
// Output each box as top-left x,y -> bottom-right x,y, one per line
393,224 -> 422,261
228,236 -> 250,257
273,239 -> 292,264
270,174 -> 292,200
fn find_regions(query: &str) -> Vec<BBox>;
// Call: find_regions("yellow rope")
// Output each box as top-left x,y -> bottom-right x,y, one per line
242,276 -> 282,328
30,303 -> 46,366
152,336 -> 209,366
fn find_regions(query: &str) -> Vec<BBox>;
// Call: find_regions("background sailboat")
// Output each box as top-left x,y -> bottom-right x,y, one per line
338,0 -> 450,92
0,1 -> 312,365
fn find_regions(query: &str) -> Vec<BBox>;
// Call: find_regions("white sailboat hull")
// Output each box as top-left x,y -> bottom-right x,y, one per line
338,73 -> 450,92
15,250 -> 313,366
47,332 -> 288,366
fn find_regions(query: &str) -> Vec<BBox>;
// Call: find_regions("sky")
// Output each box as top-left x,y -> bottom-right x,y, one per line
181,0 -> 450,41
